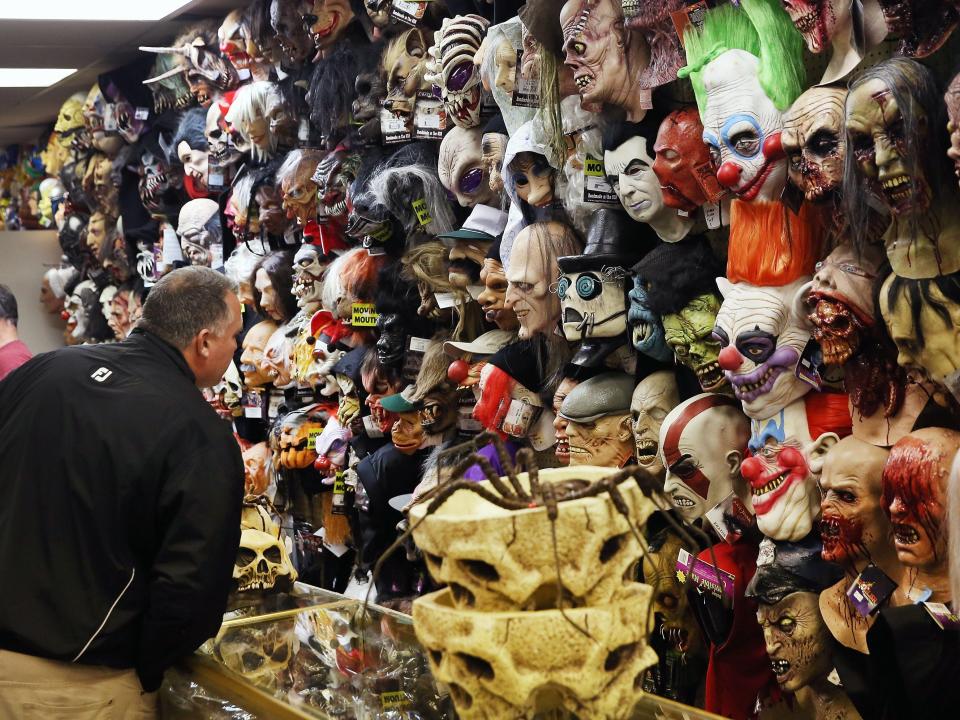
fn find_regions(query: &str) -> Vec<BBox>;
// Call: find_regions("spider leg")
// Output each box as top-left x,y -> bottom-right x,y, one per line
514,447 -> 539,499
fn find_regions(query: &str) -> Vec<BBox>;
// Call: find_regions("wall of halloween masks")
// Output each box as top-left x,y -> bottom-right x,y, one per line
27,0 -> 960,717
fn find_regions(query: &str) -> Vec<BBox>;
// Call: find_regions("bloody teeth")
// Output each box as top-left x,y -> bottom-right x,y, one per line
893,523 -> 920,544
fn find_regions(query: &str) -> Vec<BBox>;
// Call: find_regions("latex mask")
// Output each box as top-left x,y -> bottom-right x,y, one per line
292,244 -> 329,313
662,293 -> 726,393
881,427 -> 960,602
509,151 -> 554,210
314,417 -> 350,477
428,15 -> 490,129
138,147 -> 179,218
622,0 -> 686,89
472,362 -> 547,443
256,184 -> 289,236
301,0 -> 355,54
552,377 -> 579,465
481,130 -> 508,195
375,313 -> 407,368
478,256 -> 520,331
653,107 -> 718,214
420,387 -> 459,437
627,277 -> 672,363
557,265 -> 629,343
177,140 -> 209,197
82,85 -> 125,157
177,198 -> 223,269
84,154 -> 119,218
560,372 -> 636,468
270,0 -> 314,66
757,591 -> 835,697
741,398 -> 841,541
225,82 -> 281,162
85,212 -> 111,257
263,325 -> 295,389
438,125 -> 498,208
205,102 -> 242,181
630,370 -> 679,481
240,320 -> 280,388
660,393 -> 751,522
714,278 -> 813,420
806,242 -> 884,366
313,147 -> 354,223
280,150 -> 324,225
382,28 -> 433,118
491,35 -> 518,96
254,268 -> 287,324
878,0 -> 959,57
447,239 -> 491,289
782,86 -> 847,204
560,0 -> 650,121
392,409 -> 425,455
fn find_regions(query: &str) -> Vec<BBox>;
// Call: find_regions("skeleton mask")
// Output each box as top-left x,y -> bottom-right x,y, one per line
382,28 -> 433,118
627,277 -> 672,363
477,256 -> 519,331
301,0 -> 355,53
177,198 -> 222,269
214,620 -> 297,688
439,126 -> 497,208
805,242 -> 884,366
560,0 -> 650,120
700,50 -> 787,203
240,320 -> 279,388
630,371 -> 679,481
205,103 -> 241,172
662,293 -> 726,393
270,0 -> 314,66
208,361 -> 243,420
557,267 -> 629,342
427,15 -> 490,129
504,223 -> 575,340
741,399 -> 839,541
481,131 -> 508,195
292,244 -> 329,312
660,394 -> 750,522
138,148 -> 179,217
877,0 -> 960,57
756,591 -> 833,694
714,278 -> 813,420
234,504 -> 297,592
782,86 -> 846,203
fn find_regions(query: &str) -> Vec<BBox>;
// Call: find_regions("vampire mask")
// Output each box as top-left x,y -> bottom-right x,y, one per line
630,370 -> 680,481
782,86 -> 847,204
427,14 -> 490,129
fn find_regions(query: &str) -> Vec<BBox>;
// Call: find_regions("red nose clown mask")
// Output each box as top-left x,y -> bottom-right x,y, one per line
741,393 -> 850,541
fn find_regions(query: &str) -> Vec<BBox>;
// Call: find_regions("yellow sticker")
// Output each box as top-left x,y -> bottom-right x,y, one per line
412,198 -> 432,226
351,303 -> 380,327
380,691 -> 410,710
584,155 -> 605,177
308,427 -> 323,445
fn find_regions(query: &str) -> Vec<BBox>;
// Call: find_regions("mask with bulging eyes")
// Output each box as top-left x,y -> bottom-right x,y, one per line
427,14 -> 490,129
557,267 -> 629,342
782,86 -> 846,204
438,125 -> 497,208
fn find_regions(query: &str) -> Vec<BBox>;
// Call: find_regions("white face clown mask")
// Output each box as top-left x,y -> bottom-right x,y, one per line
701,50 -> 787,203
714,278 -> 813,420
741,399 -> 838,541
660,394 -> 751,522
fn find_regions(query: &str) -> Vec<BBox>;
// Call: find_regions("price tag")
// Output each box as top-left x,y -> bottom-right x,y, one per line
412,198 -> 432,226
795,338 -> 824,389
676,548 -> 735,604
332,471 -> 350,515
351,303 -> 380,327
413,92 -> 446,139
267,390 -> 284,419
408,336 -> 431,353
134,107 -> 150,121
924,602 -> 960,630
583,155 -> 619,206
512,48 -> 540,108
380,108 -> 412,145
390,0 -> 427,26
434,291 -> 457,309
846,564 -> 897,617
702,201 -> 721,230
380,690 -> 410,710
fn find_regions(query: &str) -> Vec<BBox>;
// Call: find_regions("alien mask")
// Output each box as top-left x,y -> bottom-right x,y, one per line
428,14 -> 490,129
438,125 -> 498,208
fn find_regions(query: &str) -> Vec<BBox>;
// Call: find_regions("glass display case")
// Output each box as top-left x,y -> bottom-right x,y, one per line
161,583 -> 727,720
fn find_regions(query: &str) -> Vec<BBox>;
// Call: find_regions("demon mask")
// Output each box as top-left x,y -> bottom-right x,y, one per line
782,86 -> 847,204
301,0 -> 355,54
177,198 -> 223,269
278,149 -> 324,225
270,0 -> 315,66
630,370 -> 679,481
427,15 -> 490,129
627,277 -> 672,363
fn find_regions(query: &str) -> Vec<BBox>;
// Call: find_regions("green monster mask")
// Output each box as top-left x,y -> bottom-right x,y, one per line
662,293 -> 727,392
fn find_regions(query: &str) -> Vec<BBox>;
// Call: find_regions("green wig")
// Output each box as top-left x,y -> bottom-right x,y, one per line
679,0 -> 806,115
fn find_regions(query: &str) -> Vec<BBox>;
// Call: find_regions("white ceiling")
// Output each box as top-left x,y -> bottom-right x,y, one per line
0,0 -> 244,146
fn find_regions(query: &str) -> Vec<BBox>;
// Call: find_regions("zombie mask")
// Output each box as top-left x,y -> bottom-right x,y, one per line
552,377 -> 579,465
240,320 -> 279,388
781,0 -> 850,53
560,372 -> 636,468
819,435 -> 893,568
627,278 -> 672,363
177,198 -> 222,269
505,222 -> 581,340
661,393 -> 752,523
714,278 -> 813,420
82,84 -> 125,157
806,242 -> 884,366
560,0 -> 650,120
278,149 -> 324,225
662,293 -> 725,393
878,0 -> 960,58
438,125 -> 497,208
301,0 -> 355,54
314,416 -> 350,477
83,154 -> 119,217
138,147 -> 180,217
742,397 -> 843,541
270,0 -> 315,66
881,428 -> 960,601
630,371 -> 680,481
782,86 -> 847,204
427,15 -> 490,129
382,28 -> 433,117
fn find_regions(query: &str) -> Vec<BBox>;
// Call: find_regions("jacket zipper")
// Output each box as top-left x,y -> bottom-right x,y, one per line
72,568 -> 136,663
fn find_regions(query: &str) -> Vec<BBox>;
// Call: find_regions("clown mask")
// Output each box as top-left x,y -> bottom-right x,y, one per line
741,399 -> 839,541
714,278 -> 813,420
438,125 -> 497,208
472,362 -> 547,442
662,293 -> 726,393
782,86 -> 847,204
630,370 -> 679,481
701,50 -> 787,203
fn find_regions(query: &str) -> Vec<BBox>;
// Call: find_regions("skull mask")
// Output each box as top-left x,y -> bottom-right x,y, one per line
205,102 -> 242,172
427,15 -> 490,129
630,371 -> 680,481
292,243 -> 330,312
556,266 -> 630,342
782,86 -> 847,204
781,0 -> 848,53
214,620 -> 297,689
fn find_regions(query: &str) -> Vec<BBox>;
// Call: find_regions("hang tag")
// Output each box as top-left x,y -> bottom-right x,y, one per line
298,116 -> 311,143
242,390 -> 265,419
237,68 -> 252,82
390,0 -> 427,26
161,224 -> 183,265
583,154 -> 619,206
351,303 -> 380,327
693,160 -> 725,204
671,2 -> 709,48
332,471 -> 351,515
267,390 -> 284,419
402,336 -> 430,382
411,197 -> 432,226
380,690 -> 411,711
134,107 -> 150,121
434,291 -> 457,309
362,414 -> 385,438
702,201 -> 721,230
380,108 -> 412,145
923,602 -> 960,630
795,338 -> 824,389
413,92 -> 446,139
704,493 -> 753,544
845,564 -> 897,617
501,398 -> 539,438
102,103 -> 118,132
511,48 -> 541,108
676,548 -> 736,604
636,87 -> 653,110
457,390 -> 482,433
408,336 -> 431,353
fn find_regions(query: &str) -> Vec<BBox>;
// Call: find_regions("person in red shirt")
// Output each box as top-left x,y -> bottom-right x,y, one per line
0,284 -> 32,382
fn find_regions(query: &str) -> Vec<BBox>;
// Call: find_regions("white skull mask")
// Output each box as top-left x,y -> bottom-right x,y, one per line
233,504 -> 298,593
205,102 -> 242,168
557,267 -> 630,341
714,278 -> 813,420
427,14 -> 490,129
630,371 -> 680,481
292,244 -> 328,312
211,361 -> 244,417
214,620 -> 297,690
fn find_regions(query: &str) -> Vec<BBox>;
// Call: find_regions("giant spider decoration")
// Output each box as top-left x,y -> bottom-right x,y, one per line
362,432 -> 723,643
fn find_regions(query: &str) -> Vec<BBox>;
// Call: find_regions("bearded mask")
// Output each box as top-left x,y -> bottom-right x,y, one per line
439,125 -> 497,208
382,28 -> 433,118
653,107 -> 719,214
662,293 -> 726,393
630,371 -> 679,481
714,278 -> 813,420
426,15 -> 490,129
742,397 -> 844,541
782,86 -> 846,204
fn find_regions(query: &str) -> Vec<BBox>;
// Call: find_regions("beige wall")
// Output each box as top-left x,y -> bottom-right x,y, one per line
0,230 -> 66,355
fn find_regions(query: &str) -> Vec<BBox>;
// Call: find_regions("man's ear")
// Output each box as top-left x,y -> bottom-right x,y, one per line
196,328 -> 213,358
726,450 -> 743,479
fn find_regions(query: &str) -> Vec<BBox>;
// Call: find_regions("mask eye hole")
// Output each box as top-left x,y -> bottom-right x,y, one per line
576,273 -> 601,300
458,167 -> 483,194
447,62 -> 474,92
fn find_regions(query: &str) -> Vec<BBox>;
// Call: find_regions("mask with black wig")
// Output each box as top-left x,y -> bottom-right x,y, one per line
171,107 -> 210,199
59,212 -> 92,270
374,262 -> 438,369
307,40 -> 383,148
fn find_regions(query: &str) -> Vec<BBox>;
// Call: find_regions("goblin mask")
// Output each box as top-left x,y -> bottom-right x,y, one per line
662,293 -> 725,392
438,125 -> 497,208
557,266 -> 629,341
382,28 -> 432,117
429,14 -> 490,129
653,107 -> 717,213
757,592 -> 834,694
782,86 -> 846,203
270,0 -> 314,66
714,278 -> 813,420
630,370 -> 680,481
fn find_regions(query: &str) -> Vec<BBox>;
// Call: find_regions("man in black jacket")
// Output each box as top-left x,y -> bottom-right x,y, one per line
0,266 -> 244,718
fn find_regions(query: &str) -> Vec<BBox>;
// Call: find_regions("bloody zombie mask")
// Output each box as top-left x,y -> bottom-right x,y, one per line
270,0 -> 315,66
552,377 -> 579,465
478,256 -> 519,331
877,0 -> 960,58
781,0 -> 848,54
240,320 -> 279,387
178,198 -> 223,269
662,293 -> 726,393
714,278 -> 813,420
881,428 -> 960,600
660,393 -> 750,522
741,398 -> 842,541
560,372 -> 635,468
427,15 -> 490,129
819,435 -> 892,567
782,86 -> 847,204
438,125 -> 497,209
560,0 -> 650,121
630,371 -> 679,481
756,591 -> 833,694
699,51 -> 788,203
279,149 -> 324,225
653,107 -> 717,214
805,242 -> 884,366
622,0 -> 685,89
947,72 -> 960,186
300,0 -> 354,54
627,278 -> 672,363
